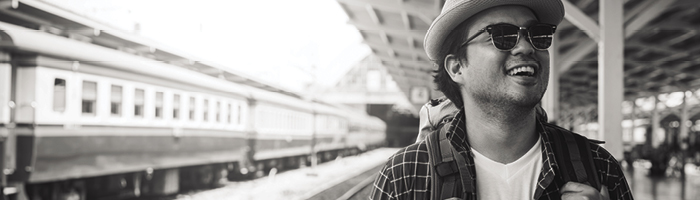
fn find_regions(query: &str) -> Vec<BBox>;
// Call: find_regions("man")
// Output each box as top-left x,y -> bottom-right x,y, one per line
370,0 -> 633,199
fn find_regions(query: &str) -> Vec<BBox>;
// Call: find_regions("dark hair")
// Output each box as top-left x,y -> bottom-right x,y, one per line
432,20 -> 472,108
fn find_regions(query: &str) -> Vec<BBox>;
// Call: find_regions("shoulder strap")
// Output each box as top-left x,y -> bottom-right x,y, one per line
547,125 -> 601,190
426,123 -> 473,200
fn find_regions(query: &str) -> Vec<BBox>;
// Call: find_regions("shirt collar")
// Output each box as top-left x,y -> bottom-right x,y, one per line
445,109 -> 559,198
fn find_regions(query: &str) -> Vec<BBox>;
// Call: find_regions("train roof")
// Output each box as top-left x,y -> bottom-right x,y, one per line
0,1 -> 386,124
0,0 -> 301,98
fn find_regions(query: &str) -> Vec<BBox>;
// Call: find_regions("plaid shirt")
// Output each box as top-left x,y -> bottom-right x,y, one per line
370,110 -> 633,200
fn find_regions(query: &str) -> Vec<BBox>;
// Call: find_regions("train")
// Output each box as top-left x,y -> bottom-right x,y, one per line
0,3 -> 386,200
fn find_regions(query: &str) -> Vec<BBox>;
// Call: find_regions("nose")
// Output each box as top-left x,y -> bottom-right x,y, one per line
511,29 -> 535,55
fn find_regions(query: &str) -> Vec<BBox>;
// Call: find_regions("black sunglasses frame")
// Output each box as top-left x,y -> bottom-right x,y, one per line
459,23 -> 557,51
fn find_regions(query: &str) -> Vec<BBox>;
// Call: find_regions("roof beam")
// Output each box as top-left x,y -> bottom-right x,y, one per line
401,11 -> 411,30
575,0 -> 594,8
337,0 -> 437,24
385,66 -> 431,80
624,0 -> 677,38
563,0 -> 600,42
626,41 -> 680,57
67,28 -> 101,37
379,31 -> 390,44
624,0 -> 657,22
435,0 -> 443,13
558,0 -> 676,75
0,8 -> 54,27
199,67 -> 224,75
557,41 -> 596,74
365,4 -> 382,25
387,72 -> 429,87
131,45 -> 157,54
348,20 -> 425,39
364,40 -> 424,56
376,55 -> 432,68
223,73 -> 248,83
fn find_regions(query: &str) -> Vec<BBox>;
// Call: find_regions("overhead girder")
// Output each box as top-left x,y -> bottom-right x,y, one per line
349,20 -> 426,40
365,40 -> 426,58
558,0 -> 677,75
562,0 -> 599,42
337,0 -> 437,24
376,54 -> 431,68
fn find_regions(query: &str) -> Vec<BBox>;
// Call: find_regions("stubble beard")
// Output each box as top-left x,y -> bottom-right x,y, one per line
469,85 -> 545,122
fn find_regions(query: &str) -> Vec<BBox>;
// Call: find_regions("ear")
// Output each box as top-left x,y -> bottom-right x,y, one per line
444,54 -> 465,84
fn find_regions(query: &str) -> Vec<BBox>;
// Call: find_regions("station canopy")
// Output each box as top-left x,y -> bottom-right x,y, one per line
336,0 -> 700,113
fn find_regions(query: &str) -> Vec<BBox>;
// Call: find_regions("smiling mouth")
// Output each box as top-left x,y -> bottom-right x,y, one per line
507,66 -> 536,77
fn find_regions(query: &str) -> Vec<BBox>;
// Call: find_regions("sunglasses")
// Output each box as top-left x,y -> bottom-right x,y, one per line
460,23 -> 557,51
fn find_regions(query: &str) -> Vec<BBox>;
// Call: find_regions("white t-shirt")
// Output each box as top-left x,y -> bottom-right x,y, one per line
471,137 -> 543,200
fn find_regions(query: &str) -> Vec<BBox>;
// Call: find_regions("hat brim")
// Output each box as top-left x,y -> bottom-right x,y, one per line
424,0 -> 564,60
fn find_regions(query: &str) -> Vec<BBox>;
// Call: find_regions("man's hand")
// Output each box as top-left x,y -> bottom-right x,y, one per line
560,182 -> 610,200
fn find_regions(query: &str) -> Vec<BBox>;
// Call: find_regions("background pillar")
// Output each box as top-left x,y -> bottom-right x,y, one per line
598,0 -> 625,159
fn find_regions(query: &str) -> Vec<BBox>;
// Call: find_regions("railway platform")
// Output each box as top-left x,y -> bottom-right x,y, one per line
123,147 -> 700,200
166,148 -> 398,200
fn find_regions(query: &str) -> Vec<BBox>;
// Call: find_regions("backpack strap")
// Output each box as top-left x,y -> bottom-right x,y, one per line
546,125 -> 601,190
426,123 -> 473,200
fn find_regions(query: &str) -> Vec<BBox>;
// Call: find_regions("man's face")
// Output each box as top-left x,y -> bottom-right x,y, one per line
456,5 -> 550,109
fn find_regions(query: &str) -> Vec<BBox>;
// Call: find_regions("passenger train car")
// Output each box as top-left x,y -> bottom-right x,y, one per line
0,4 -> 386,200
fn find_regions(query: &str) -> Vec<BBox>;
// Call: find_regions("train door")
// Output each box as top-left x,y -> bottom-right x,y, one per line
0,48 -> 10,200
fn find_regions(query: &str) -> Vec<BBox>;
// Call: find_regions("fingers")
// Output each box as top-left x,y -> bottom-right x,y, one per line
599,185 -> 610,200
560,182 -> 604,200
560,182 -> 589,194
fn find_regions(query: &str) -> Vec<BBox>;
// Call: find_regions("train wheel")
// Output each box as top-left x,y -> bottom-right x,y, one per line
197,166 -> 214,187
210,166 -> 226,187
27,181 -> 86,200
298,157 -> 307,168
253,163 -> 265,179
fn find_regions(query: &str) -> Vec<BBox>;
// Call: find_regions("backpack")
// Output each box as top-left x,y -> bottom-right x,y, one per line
424,118 -> 602,200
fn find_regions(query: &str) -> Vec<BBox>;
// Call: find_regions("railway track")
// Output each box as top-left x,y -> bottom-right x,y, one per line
302,165 -> 382,200
118,148 -> 397,200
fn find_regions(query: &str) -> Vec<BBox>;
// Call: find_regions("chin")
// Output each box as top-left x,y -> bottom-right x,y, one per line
510,92 -> 544,108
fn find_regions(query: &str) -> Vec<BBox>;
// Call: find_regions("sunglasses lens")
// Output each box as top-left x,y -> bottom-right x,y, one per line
490,24 -> 520,50
529,25 -> 554,49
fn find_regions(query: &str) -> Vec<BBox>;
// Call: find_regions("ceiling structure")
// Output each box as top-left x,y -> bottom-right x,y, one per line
336,0 -> 700,115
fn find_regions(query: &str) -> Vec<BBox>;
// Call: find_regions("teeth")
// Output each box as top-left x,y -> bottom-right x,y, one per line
508,66 -> 535,76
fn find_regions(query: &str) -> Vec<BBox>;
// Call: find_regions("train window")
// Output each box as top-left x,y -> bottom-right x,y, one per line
173,94 -> 180,119
53,78 -> 66,112
134,89 -> 145,117
216,101 -> 221,122
155,92 -> 163,118
82,81 -> 97,115
237,104 -> 242,124
203,99 -> 209,121
110,85 -> 122,116
228,103 -> 232,123
189,97 -> 195,120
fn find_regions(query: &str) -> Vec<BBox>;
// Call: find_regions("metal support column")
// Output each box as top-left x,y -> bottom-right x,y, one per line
631,101 -> 637,146
0,52 -> 9,125
680,91 -> 690,149
543,33 -> 560,123
598,0 -> 625,159
651,96 -> 661,148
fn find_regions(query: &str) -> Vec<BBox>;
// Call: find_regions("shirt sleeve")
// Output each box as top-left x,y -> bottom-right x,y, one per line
604,159 -> 633,200
370,162 -> 396,200
592,145 -> 634,200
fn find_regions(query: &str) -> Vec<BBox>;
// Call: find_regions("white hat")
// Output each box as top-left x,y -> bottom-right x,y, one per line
424,0 -> 565,60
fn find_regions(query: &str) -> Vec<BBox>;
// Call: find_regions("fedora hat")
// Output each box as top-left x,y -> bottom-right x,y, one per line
424,0 -> 565,60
